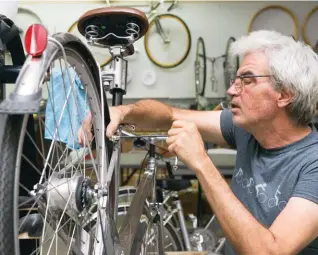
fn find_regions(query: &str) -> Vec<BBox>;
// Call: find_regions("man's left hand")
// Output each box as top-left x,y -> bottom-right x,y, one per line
166,120 -> 209,171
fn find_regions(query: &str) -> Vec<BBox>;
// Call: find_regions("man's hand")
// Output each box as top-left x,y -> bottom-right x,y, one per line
166,120 -> 209,171
78,112 -> 93,146
106,106 -> 129,138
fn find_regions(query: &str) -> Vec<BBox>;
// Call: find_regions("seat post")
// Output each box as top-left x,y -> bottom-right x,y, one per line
102,46 -> 128,105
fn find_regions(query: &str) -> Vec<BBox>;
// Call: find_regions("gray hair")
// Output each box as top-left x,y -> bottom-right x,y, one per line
230,30 -> 318,126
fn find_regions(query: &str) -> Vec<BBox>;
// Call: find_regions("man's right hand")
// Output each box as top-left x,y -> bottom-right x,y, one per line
106,106 -> 128,138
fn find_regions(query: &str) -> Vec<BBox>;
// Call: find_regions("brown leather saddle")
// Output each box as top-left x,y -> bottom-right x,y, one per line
77,7 -> 149,47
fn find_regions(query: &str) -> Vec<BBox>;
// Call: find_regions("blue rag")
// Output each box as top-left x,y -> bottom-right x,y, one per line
44,67 -> 90,150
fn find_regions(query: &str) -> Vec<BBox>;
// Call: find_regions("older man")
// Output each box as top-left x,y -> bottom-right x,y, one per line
81,30 -> 318,254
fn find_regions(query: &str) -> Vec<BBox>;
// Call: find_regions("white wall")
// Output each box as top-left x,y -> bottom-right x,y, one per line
9,1 -> 318,103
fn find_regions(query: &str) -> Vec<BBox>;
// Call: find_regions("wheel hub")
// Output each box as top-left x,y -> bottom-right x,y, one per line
40,172 -> 95,217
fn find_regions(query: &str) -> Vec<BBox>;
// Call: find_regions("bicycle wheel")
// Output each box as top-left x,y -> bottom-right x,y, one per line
117,189 -> 183,254
144,14 -> 191,68
142,220 -> 184,254
195,37 -> 206,96
223,37 -> 239,91
68,20 -> 112,67
0,33 -> 109,254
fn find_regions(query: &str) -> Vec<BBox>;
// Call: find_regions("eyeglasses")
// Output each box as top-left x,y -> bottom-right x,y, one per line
229,74 -> 272,94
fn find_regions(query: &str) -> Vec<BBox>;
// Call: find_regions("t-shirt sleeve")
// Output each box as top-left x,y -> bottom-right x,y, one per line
292,164 -> 318,204
220,109 -> 237,148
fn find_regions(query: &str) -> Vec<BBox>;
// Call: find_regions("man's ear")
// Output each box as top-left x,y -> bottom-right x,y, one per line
277,88 -> 294,108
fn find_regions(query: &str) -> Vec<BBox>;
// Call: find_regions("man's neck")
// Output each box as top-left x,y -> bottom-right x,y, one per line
249,117 -> 312,150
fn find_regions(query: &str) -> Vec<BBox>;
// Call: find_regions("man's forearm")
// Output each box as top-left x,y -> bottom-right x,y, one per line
119,99 -> 174,130
196,157 -> 279,255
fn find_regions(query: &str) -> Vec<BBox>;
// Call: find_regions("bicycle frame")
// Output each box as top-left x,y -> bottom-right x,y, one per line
145,0 -> 179,44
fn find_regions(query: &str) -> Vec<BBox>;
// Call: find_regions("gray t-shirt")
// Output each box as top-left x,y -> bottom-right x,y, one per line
220,109 -> 318,255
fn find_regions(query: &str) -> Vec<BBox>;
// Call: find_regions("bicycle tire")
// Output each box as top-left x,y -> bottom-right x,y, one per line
68,20 -> 112,67
195,37 -> 207,96
248,5 -> 299,40
223,36 -> 239,91
0,33 -> 109,254
302,6 -> 318,49
144,14 -> 191,68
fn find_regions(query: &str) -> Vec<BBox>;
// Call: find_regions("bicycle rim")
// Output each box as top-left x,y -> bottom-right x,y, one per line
68,20 -> 112,67
0,43 -> 107,254
144,14 -> 191,68
223,37 -> 239,91
195,37 -> 207,96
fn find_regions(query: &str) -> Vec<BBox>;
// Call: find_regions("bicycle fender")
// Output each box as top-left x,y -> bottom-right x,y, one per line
0,32 -> 101,114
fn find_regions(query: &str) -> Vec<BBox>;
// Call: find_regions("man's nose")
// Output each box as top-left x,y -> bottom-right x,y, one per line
227,82 -> 238,96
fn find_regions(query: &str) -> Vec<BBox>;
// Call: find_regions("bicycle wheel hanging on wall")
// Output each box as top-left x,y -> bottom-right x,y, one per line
195,37 -> 206,96
302,6 -> 318,52
248,5 -> 299,40
223,37 -> 239,91
144,14 -> 191,68
68,20 -> 112,67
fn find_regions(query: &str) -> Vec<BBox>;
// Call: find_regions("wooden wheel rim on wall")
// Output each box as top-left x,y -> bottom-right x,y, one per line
67,20 -> 112,68
302,6 -> 318,49
144,14 -> 191,69
248,5 -> 299,40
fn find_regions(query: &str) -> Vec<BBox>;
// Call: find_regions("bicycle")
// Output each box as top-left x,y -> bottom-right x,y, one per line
157,161 -> 226,254
144,0 -> 191,68
0,6 -> 192,255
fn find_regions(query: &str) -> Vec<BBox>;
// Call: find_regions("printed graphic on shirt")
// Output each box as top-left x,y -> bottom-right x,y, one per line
233,167 -> 287,211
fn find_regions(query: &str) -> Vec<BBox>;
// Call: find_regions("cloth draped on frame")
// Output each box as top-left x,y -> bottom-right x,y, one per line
44,67 -> 90,150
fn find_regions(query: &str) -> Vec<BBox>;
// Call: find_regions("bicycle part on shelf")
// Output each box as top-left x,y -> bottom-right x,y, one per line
195,37 -> 206,96
67,20 -> 112,67
248,5 -> 299,40
223,36 -> 239,91
77,7 -> 149,47
189,228 -> 217,252
206,54 -> 225,93
302,6 -> 318,49
144,13 -> 191,68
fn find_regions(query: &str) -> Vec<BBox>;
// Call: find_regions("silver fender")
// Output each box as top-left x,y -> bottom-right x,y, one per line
0,32 -> 101,114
